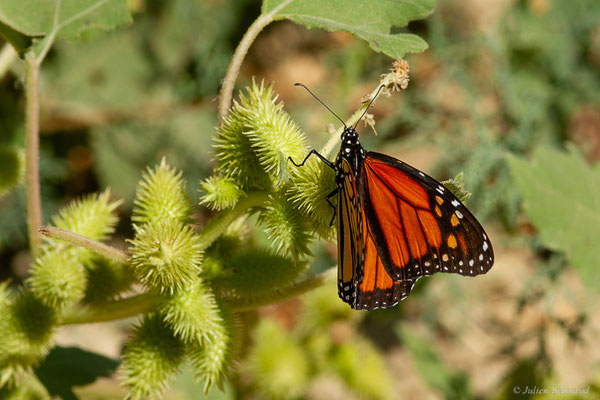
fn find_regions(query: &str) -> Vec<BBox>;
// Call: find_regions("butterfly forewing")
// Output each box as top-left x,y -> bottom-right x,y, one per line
361,152 -> 494,282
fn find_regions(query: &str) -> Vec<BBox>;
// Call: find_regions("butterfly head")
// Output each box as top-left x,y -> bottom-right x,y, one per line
341,126 -> 360,143
337,127 -> 366,175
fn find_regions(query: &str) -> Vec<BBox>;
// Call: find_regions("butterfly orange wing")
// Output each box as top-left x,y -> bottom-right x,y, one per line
337,158 -> 414,310
360,152 -> 494,283
354,207 -> 415,310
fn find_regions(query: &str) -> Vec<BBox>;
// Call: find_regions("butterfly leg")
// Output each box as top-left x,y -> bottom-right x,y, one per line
326,189 -> 338,226
289,150 -> 337,224
288,150 -> 334,170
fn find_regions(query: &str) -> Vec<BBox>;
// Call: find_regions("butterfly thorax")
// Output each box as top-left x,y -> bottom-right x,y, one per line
335,127 -> 366,186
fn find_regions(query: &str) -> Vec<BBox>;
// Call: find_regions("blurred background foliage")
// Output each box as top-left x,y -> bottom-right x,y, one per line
1,0 -> 600,398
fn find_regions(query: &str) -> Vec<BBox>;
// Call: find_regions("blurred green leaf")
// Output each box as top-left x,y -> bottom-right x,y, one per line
34,346 -> 119,400
0,20 -> 34,53
44,30 -> 168,110
91,109 -> 215,203
0,146 -> 22,197
0,147 -> 68,250
264,0 -> 435,58
507,145 -> 600,291
397,325 -> 474,400
0,0 -> 131,52
149,0 -> 238,98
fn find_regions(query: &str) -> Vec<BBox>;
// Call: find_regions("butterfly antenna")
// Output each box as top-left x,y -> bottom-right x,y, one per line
295,83 -> 347,128
353,84 -> 385,130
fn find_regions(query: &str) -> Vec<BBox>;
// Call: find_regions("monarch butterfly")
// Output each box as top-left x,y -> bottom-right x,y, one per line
290,83 -> 494,310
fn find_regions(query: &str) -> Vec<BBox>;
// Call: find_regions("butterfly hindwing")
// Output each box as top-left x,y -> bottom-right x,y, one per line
336,157 -> 415,310
336,158 -> 364,306
354,206 -> 415,310
360,151 -> 494,283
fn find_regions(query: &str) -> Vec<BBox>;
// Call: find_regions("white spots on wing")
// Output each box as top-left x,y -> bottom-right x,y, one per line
469,259 -> 474,267
455,210 -> 463,219
451,199 -> 460,207
483,233 -> 487,240
345,147 -> 351,153
436,187 -> 444,194
418,171 -> 425,177
444,266 -> 448,271
424,261 -> 431,267
479,254 -> 484,261
459,261 -> 464,266
483,241 -> 489,251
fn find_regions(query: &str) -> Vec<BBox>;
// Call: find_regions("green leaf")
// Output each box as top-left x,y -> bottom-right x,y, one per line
507,145 -> 600,292
263,0 -> 435,58
34,346 -> 119,400
0,0 -> 131,53
0,20 -> 35,53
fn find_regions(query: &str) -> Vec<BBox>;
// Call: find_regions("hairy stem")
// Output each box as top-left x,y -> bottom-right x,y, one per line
57,193 -> 268,325
217,0 -> 294,124
59,291 -> 159,325
198,191 -> 268,250
228,269 -> 334,312
217,13 -> 274,124
25,52 -> 42,255
39,226 -> 129,264
321,84 -> 386,157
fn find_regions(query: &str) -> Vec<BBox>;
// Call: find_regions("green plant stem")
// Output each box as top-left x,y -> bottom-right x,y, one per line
228,269 -> 334,312
59,291 -> 159,325
198,191 -> 268,250
39,226 -> 129,264
217,0 -> 292,124
321,84 -> 385,157
56,193 -> 268,325
217,13 -> 274,124
25,52 -> 42,255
